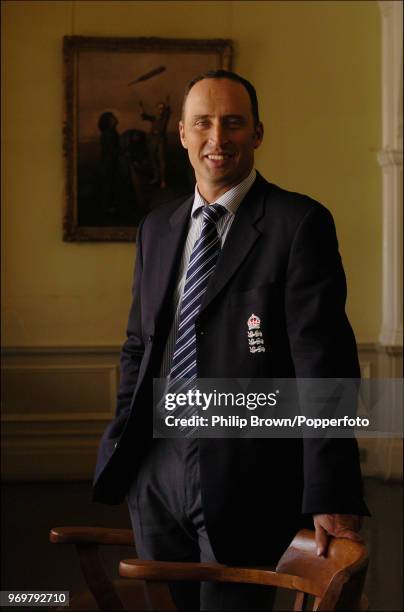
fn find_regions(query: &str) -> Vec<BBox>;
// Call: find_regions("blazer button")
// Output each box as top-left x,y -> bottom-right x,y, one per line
148,335 -> 153,343
114,442 -> 118,449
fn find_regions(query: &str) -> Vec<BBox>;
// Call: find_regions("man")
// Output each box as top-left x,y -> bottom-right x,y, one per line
94,71 -> 368,610
139,96 -> 171,188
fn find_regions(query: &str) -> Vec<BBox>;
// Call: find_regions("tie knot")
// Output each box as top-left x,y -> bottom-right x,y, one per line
202,203 -> 227,225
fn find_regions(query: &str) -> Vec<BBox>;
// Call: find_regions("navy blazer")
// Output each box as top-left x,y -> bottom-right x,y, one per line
93,173 -> 368,565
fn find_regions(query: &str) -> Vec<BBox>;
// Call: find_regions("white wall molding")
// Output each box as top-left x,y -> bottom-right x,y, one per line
358,340 -> 402,482
1,344 -> 402,480
377,1 -> 403,347
377,146 -> 403,167
1,346 -> 120,480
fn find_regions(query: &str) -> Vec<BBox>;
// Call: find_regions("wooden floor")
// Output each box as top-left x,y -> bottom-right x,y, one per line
1,478 -> 402,611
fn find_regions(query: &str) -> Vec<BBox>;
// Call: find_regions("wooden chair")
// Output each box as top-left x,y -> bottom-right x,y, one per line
49,527 -> 142,611
50,527 -> 368,611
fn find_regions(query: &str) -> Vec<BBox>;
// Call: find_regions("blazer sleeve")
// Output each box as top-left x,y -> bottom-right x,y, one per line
285,204 -> 369,516
92,216 -> 147,495
115,217 -> 146,422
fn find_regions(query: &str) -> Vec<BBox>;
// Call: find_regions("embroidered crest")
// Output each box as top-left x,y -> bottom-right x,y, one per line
246,313 -> 267,353
247,313 -> 261,330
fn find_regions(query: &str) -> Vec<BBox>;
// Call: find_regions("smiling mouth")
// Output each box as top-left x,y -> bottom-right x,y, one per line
205,153 -> 234,161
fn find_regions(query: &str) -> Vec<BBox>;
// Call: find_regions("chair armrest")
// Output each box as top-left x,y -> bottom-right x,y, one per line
119,559 -> 322,597
49,527 -> 134,611
49,526 -> 134,546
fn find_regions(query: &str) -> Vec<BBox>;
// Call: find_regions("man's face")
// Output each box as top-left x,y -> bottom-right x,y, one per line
179,78 -> 263,193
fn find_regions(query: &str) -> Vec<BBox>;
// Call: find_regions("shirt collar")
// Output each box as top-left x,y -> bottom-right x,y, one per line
191,168 -> 257,218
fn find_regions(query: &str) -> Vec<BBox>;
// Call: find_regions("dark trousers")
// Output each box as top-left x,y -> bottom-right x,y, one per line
127,439 -> 275,611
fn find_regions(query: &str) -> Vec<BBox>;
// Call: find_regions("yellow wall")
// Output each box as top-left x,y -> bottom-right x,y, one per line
2,0 -> 381,347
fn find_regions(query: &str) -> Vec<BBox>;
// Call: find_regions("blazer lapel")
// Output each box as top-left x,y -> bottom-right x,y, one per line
153,194 -> 193,322
152,174 -> 267,322
200,175 -> 266,312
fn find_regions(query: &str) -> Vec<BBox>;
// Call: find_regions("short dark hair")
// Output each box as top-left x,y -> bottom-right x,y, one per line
182,70 -> 260,126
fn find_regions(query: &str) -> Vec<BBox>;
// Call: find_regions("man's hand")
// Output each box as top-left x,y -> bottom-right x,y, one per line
313,514 -> 363,557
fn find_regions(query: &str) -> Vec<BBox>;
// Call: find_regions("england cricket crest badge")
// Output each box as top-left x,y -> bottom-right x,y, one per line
247,313 -> 266,353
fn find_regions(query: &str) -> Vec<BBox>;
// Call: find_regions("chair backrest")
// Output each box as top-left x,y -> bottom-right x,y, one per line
119,529 -> 369,611
275,529 -> 369,611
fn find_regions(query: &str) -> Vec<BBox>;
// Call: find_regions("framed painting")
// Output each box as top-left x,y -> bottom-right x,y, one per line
63,36 -> 233,241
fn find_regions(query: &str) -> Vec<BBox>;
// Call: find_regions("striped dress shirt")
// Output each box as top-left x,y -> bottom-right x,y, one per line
159,168 -> 257,377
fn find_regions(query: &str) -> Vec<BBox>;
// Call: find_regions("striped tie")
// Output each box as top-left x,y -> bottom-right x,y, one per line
167,204 -> 227,410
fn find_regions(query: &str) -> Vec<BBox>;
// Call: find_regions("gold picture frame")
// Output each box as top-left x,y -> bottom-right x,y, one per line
63,36 -> 233,242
